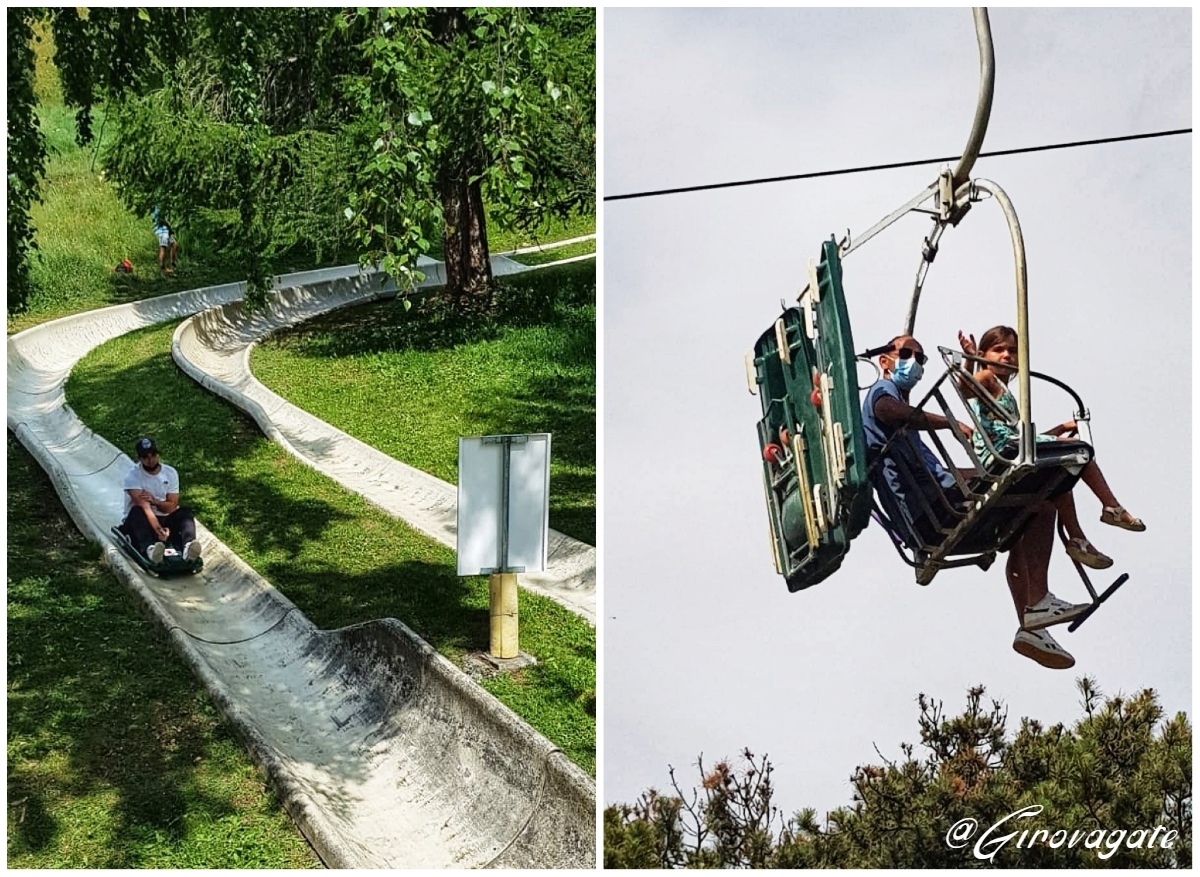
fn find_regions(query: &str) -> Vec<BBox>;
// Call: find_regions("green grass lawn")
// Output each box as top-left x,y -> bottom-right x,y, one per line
7,436 -> 320,869
509,238 -> 597,266
486,210 -> 596,257
64,322 -> 596,774
251,260 -> 597,545
10,104 -> 245,336
10,28 -> 595,867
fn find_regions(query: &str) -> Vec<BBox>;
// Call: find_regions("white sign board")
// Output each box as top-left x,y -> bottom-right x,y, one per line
457,434 -> 551,576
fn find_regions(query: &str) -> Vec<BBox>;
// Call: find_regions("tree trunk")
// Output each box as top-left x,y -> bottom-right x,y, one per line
440,163 -> 493,309
430,8 -> 493,310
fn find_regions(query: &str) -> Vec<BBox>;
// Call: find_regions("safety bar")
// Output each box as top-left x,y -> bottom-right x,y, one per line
940,344 -> 1096,469
865,353 -> 1093,585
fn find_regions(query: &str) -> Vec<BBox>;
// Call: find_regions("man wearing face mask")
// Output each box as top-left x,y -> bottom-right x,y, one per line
121,437 -> 202,564
861,335 -> 975,546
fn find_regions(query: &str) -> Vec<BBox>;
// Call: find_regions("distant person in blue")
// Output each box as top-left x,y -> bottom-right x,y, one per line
152,205 -> 178,275
863,333 -> 1088,670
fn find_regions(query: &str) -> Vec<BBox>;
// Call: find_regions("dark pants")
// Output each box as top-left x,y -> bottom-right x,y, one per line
121,506 -> 197,555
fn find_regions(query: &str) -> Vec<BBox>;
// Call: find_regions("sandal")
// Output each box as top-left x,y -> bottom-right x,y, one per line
1065,537 -> 1113,570
1100,505 -> 1145,532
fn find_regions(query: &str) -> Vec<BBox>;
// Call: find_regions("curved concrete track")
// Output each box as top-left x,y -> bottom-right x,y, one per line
172,254 -> 596,623
7,260 -> 595,869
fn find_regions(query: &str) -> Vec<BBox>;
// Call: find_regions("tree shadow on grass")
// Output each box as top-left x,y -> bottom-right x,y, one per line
65,348 -> 358,560
10,426 -> 594,865
258,555 -> 491,654
466,357 -> 596,545
104,265 -> 210,306
7,438 -> 302,867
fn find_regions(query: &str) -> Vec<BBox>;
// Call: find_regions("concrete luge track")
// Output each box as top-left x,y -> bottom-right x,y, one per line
172,253 -> 596,623
7,261 -> 595,869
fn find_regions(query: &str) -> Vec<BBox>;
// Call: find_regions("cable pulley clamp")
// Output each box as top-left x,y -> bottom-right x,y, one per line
938,170 -> 955,220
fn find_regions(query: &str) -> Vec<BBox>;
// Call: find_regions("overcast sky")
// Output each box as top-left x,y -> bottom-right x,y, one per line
602,8 -> 1191,820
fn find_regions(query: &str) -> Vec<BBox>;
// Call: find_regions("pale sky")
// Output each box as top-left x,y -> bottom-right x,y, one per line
602,8 -> 1191,820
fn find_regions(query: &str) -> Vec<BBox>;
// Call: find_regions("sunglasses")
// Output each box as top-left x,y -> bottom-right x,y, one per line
894,347 -> 928,366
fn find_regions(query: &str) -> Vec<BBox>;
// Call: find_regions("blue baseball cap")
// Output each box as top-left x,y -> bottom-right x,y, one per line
135,437 -> 158,458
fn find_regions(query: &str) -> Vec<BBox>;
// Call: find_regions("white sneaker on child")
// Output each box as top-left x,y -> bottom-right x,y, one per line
147,541 -> 165,564
183,540 -> 202,561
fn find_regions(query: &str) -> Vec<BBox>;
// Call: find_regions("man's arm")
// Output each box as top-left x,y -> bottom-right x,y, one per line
138,490 -> 179,516
156,492 -> 180,515
874,394 -> 973,440
150,468 -> 181,515
128,489 -> 170,539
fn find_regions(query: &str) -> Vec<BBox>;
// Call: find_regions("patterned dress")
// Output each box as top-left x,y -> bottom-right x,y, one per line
969,384 -> 1055,465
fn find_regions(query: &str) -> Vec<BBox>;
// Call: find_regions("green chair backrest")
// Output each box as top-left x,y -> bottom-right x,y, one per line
751,240 -> 872,591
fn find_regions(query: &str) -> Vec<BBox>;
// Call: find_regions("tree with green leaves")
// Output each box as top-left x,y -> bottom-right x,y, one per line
7,7 -> 191,314
605,680 -> 1191,868
337,7 -> 595,308
6,7 -> 594,314
7,10 -> 47,315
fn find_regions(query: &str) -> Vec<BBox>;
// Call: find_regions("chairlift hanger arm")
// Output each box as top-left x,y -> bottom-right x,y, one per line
953,8 -> 995,188
902,176 -> 983,334
839,182 -> 938,259
836,8 -> 994,265
907,176 -> 1032,465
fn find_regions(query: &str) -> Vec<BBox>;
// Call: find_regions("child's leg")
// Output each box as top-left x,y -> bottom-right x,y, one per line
1005,537 -> 1030,622
1007,502 -> 1055,620
1079,460 -> 1132,517
1053,489 -> 1086,542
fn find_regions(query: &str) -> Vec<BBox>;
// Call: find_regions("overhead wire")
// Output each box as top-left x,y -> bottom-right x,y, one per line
604,127 -> 1191,202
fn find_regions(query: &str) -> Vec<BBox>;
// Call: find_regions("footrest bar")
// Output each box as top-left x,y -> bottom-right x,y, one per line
1067,573 -> 1130,633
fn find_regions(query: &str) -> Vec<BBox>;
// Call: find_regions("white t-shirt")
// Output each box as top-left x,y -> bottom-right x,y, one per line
122,462 -> 180,517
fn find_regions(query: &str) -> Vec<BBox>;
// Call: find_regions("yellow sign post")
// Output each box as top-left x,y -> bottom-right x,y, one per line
489,572 -> 519,659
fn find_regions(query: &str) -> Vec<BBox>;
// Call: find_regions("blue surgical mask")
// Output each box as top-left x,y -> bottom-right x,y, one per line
892,356 -> 923,391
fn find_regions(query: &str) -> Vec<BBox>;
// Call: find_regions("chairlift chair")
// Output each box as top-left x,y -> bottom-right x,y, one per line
745,7 -> 1129,631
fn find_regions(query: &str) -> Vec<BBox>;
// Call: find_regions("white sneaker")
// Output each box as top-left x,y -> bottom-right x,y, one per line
1013,627 -> 1076,670
1023,592 -> 1089,631
147,541 -> 166,564
183,540 -> 202,561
